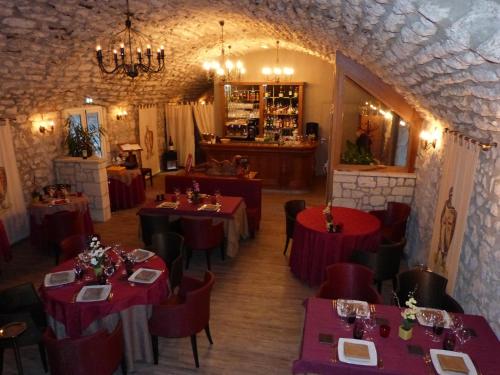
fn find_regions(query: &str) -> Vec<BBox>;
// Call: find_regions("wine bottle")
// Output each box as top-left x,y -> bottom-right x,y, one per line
168,136 -> 175,151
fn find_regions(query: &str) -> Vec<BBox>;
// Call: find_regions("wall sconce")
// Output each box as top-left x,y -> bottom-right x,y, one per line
33,115 -> 55,134
420,128 -> 439,151
116,109 -> 128,120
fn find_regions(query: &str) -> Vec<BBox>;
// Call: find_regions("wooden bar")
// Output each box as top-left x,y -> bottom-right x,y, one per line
200,141 -> 318,191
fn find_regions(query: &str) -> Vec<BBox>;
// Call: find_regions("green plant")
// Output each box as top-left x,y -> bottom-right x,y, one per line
341,140 -> 375,165
62,117 -> 105,157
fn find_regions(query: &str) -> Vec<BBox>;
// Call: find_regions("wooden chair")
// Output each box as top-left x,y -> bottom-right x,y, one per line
58,234 -> 89,264
138,211 -> 180,248
152,232 -> 185,293
317,263 -> 382,304
43,321 -> 126,375
149,271 -> 215,368
283,200 -> 306,255
370,202 -> 411,243
181,218 -> 224,271
350,238 -> 407,293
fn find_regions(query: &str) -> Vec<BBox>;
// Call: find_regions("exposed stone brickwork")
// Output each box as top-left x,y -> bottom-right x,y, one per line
331,170 -> 416,211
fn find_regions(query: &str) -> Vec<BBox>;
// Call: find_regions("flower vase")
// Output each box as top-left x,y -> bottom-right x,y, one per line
94,266 -> 106,285
192,193 -> 200,204
398,325 -> 413,340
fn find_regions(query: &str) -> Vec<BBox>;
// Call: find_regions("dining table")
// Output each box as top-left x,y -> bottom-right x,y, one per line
29,194 -> 94,252
289,206 -> 381,286
40,249 -> 169,372
107,167 -> 146,211
293,297 -> 500,375
0,219 -> 11,262
138,194 -> 249,258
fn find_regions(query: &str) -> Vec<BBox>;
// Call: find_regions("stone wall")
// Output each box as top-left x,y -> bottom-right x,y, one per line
331,170 -> 416,211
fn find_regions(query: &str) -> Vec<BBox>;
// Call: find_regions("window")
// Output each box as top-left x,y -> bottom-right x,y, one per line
62,106 -> 108,158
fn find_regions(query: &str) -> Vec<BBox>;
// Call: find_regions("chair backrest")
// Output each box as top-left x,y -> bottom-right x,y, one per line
181,218 -> 223,250
43,320 -> 124,375
318,263 -> 381,304
139,211 -> 171,247
385,202 -> 411,242
184,271 -> 215,334
0,282 -> 46,329
284,200 -> 306,237
373,238 -> 406,281
45,210 -> 84,245
152,232 -> 185,292
59,234 -> 89,263
397,267 -> 448,308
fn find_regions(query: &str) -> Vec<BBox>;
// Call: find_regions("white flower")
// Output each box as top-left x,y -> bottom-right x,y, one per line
90,258 -> 98,266
92,237 -> 98,241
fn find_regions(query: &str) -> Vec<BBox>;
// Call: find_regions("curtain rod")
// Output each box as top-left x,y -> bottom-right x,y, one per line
444,128 -> 498,151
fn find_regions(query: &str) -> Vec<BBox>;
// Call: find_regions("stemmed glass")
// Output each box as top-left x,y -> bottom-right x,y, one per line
74,260 -> 84,283
214,189 -> 221,204
362,315 -> 377,341
432,316 -> 445,342
174,188 -> 181,202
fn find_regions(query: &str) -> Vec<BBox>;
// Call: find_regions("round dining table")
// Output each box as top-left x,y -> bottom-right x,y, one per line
289,206 -> 381,286
40,251 -> 169,372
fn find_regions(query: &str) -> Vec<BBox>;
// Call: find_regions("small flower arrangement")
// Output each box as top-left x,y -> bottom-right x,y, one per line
88,236 -> 106,269
323,202 -> 342,233
191,180 -> 201,203
394,290 -> 418,331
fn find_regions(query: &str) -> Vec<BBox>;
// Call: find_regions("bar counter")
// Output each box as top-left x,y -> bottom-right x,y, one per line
200,141 -> 318,191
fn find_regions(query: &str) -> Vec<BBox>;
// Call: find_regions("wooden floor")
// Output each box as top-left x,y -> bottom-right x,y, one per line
1,174 -> 329,374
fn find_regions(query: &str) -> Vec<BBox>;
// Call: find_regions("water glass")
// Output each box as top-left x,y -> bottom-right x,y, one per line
353,321 -> 364,339
214,189 -> 221,204
443,332 -> 456,350
174,188 -> 181,201
74,262 -> 84,281
380,324 -> 391,338
432,317 -> 445,342
362,316 -> 376,340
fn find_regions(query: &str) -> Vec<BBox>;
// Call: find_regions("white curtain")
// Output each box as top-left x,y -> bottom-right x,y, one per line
138,105 -> 161,174
164,104 -> 195,167
192,102 -> 215,135
0,121 -> 29,243
428,132 -> 480,294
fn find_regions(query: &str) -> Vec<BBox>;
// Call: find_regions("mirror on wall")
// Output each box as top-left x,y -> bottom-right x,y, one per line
341,77 -> 410,166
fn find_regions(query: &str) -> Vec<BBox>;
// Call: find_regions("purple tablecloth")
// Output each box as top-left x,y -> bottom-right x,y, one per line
293,298 -> 500,375
290,207 -> 381,286
108,172 -> 146,211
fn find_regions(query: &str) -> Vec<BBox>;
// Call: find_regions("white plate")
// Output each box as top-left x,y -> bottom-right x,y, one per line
76,285 -> 112,302
128,268 -> 162,284
130,249 -> 155,263
156,201 -> 178,209
336,299 -> 370,318
416,307 -> 451,328
197,203 -> 221,212
430,349 -> 477,375
44,271 -> 75,287
338,338 -> 377,366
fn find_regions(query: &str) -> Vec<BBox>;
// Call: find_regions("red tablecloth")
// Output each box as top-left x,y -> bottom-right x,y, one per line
40,253 -> 168,338
289,206 -> 381,286
293,298 -> 500,375
0,219 -> 11,262
29,195 -> 94,252
108,172 -> 146,211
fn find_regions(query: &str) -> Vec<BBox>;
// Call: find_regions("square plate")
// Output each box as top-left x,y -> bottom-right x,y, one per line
336,299 -> 370,318
44,271 -> 75,287
130,249 -> 155,263
156,201 -> 178,209
430,349 -> 477,375
416,307 -> 451,328
338,338 -> 377,366
128,268 -> 162,284
197,203 -> 221,212
76,285 -> 112,302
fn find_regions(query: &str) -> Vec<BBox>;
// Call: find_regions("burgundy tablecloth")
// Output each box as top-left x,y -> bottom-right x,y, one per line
29,195 -> 94,252
289,206 -> 381,286
40,253 -> 168,338
0,219 -> 11,262
293,298 -> 500,375
108,173 -> 146,211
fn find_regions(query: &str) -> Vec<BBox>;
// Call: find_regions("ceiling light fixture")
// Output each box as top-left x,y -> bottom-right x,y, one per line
202,20 -> 245,82
261,41 -> 294,82
95,0 -> 165,79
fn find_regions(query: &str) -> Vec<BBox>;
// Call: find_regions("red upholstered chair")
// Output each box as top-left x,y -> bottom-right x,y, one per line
370,202 -> 411,243
43,320 -> 126,375
181,218 -> 224,271
317,263 -> 382,304
149,271 -> 215,368
58,234 -> 91,264
45,211 -> 85,264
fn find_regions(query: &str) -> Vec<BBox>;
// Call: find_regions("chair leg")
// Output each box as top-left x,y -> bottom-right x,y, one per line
204,324 -> 213,345
190,334 -> 200,368
186,249 -> 192,270
121,357 -> 128,374
38,343 -> 48,373
0,347 -> 4,375
392,277 -> 398,292
151,335 -> 159,365
205,250 -> 211,271
283,237 -> 290,255
12,341 -> 23,375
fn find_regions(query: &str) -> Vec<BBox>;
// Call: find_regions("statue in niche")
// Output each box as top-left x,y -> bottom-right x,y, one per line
144,126 -> 154,160
434,187 -> 457,272
0,167 -> 8,210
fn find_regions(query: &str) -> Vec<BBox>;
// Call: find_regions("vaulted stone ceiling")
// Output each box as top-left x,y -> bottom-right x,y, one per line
1,0 -> 499,134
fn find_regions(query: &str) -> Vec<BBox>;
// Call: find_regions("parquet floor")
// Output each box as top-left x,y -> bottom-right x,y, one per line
0,174 -> 394,374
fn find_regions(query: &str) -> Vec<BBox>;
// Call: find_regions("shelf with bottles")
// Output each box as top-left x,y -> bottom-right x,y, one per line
262,83 -> 303,133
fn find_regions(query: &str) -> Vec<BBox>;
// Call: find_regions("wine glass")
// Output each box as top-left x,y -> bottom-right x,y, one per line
362,315 -> 377,341
74,261 -> 84,283
432,316 -> 445,342
455,328 -> 471,347
214,189 -> 221,205
174,188 -> 181,202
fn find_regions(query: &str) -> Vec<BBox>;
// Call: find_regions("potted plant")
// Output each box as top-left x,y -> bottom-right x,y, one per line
62,117 -> 105,157
395,292 -> 418,340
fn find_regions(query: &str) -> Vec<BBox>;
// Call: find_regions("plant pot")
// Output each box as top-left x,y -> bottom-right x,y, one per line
399,325 -> 413,340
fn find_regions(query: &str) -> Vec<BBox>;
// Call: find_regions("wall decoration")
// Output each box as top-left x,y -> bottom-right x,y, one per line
138,105 -> 160,174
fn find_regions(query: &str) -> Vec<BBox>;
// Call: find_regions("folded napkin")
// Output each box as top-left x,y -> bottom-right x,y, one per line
135,270 -> 157,281
344,342 -> 370,361
437,354 -> 469,374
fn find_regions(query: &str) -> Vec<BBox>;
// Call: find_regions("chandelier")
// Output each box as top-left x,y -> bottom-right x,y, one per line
202,20 -> 245,82
95,0 -> 165,79
261,41 -> 294,82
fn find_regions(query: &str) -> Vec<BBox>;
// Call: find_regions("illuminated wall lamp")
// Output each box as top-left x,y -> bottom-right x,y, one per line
34,117 -> 55,134
420,129 -> 438,151
116,109 -> 128,120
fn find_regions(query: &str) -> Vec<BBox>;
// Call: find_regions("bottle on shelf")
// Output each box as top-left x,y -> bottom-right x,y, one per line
168,136 -> 175,151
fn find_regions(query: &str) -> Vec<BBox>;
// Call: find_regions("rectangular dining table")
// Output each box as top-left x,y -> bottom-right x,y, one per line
138,194 -> 249,257
293,297 -> 500,375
